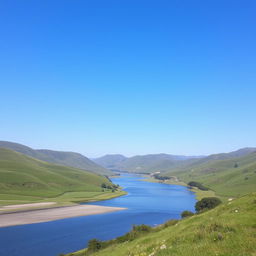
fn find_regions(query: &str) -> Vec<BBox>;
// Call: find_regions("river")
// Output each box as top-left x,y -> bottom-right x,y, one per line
0,174 -> 196,256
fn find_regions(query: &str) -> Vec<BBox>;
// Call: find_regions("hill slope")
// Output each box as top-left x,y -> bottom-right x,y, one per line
0,148 -> 117,205
66,192 -> 256,256
163,151 -> 256,199
0,141 -> 113,176
93,154 -> 204,173
92,154 -> 127,169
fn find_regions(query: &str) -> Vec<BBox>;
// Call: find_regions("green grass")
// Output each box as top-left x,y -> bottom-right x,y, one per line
66,192 -> 256,256
0,141 -> 113,176
0,148 -> 125,207
164,153 -> 256,200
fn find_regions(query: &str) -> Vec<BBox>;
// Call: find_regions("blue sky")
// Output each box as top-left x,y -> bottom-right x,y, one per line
0,0 -> 256,157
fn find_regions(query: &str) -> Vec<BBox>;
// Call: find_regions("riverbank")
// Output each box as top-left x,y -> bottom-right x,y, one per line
143,176 -> 216,200
0,204 -> 126,227
0,190 -> 127,210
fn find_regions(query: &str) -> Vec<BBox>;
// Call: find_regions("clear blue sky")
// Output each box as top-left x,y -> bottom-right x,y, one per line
0,0 -> 255,157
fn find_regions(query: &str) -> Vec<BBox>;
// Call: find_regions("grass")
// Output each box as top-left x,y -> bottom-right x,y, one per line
65,192 -> 256,256
0,148 -> 125,207
164,152 -> 256,200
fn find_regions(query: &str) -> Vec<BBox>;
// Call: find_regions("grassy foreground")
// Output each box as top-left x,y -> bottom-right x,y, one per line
0,148 -> 125,208
66,192 -> 256,256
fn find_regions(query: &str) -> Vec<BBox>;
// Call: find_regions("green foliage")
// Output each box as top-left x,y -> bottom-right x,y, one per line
87,239 -> 103,252
195,197 -> 222,212
132,224 -> 152,232
153,174 -> 170,181
101,183 -> 107,188
188,181 -> 209,191
181,210 -> 194,218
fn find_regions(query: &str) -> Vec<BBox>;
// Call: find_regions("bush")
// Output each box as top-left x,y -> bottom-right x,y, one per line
188,181 -> 209,191
154,174 -> 170,181
87,239 -> 103,252
132,224 -> 152,232
181,210 -> 194,218
101,183 -> 107,189
195,197 -> 222,212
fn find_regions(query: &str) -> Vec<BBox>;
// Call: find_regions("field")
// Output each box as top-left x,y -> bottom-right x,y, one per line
66,192 -> 256,256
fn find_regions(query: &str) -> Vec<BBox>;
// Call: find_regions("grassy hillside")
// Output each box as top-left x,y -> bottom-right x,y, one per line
0,141 -> 113,176
0,148 -> 123,206
164,152 -> 256,200
66,192 -> 256,256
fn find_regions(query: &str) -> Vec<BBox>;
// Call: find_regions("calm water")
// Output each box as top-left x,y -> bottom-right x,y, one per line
0,174 -> 196,256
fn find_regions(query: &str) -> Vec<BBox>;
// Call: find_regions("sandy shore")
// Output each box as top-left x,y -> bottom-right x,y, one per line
0,204 -> 126,227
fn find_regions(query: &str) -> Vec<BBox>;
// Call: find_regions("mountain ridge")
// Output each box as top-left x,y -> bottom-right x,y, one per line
0,141 -> 113,176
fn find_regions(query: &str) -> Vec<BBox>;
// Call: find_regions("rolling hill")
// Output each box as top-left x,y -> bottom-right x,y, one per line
0,141 -> 113,176
66,192 -> 256,256
93,153 -> 204,173
0,148 -> 119,205
162,150 -> 256,199
92,154 -> 127,169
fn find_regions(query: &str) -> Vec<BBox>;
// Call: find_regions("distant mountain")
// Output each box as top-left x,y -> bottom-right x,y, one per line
0,141 -> 113,176
93,153 -> 204,173
206,147 -> 256,161
92,154 -> 127,169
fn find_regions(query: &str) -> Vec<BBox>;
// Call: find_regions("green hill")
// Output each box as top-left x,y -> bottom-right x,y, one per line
93,154 -> 203,173
92,154 -> 127,169
0,148 -> 122,206
163,152 -> 256,199
66,192 -> 256,256
0,141 -> 113,176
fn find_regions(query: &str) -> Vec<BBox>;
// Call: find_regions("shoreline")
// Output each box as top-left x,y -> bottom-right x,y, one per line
143,176 -> 216,200
0,204 -> 126,228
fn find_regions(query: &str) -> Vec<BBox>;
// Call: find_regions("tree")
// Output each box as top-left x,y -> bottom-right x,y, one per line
101,183 -> 107,189
181,210 -> 194,218
234,163 -> 239,168
188,181 -> 209,191
195,197 -> 222,212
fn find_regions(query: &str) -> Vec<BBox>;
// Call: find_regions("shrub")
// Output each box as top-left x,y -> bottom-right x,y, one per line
188,181 -> 209,191
195,197 -> 222,212
87,239 -> 103,252
101,183 -> 107,188
163,219 -> 179,228
181,210 -> 194,218
132,224 -> 152,232
154,174 -> 170,181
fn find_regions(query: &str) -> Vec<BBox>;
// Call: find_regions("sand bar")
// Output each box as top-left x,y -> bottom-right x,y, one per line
0,204 -> 126,227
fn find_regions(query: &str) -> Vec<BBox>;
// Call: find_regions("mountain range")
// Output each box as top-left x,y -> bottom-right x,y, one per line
0,141 -> 113,176
93,153 -> 204,173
